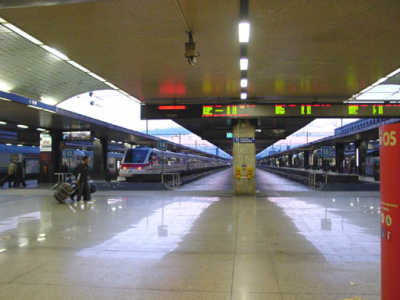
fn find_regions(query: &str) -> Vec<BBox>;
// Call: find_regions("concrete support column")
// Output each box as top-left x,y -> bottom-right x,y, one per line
335,143 -> 345,173
50,131 -> 62,182
288,154 -> 293,168
304,150 -> 310,169
233,120 -> 256,195
92,137 -> 107,180
355,140 -> 368,175
101,137 -> 110,181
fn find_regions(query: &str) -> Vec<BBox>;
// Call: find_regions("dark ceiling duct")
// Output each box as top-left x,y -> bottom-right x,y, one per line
0,0 -> 106,9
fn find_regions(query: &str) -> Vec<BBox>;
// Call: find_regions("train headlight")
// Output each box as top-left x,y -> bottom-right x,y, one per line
138,166 -> 142,170
122,167 -> 127,170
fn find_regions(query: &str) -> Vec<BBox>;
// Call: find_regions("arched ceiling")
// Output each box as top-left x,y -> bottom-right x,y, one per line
0,23 -> 109,103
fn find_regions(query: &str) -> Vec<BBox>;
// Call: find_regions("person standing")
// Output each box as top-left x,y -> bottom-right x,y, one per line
14,159 -> 26,188
7,159 -> 16,188
74,156 -> 90,201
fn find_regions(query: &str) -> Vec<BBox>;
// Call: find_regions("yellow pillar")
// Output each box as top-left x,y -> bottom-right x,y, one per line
233,120 -> 256,195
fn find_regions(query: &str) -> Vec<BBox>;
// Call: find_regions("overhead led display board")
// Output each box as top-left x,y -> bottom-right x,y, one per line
141,103 -> 400,119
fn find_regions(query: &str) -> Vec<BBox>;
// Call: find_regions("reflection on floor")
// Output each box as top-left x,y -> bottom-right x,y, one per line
0,168 -> 380,299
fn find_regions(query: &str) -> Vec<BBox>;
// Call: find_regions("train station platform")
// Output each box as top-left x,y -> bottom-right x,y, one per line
0,168 -> 380,299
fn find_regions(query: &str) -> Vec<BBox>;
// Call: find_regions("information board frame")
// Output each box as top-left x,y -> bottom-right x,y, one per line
141,103 -> 400,119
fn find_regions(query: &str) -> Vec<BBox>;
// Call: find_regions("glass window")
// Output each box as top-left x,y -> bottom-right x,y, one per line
124,149 -> 149,163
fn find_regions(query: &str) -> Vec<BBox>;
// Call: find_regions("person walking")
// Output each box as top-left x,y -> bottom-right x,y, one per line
7,159 -> 16,188
74,156 -> 90,201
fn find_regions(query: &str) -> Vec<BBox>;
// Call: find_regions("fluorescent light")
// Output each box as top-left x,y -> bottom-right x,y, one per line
240,78 -> 248,88
37,128 -> 47,132
41,45 -> 69,60
67,60 -> 90,73
105,82 -> 119,89
89,72 -> 106,82
3,23 -> 43,45
241,92 -> 247,100
347,100 -> 384,104
41,97 -> 57,105
374,77 -> 388,86
0,121 -> 6,125
0,81 -> 12,92
0,97 -> 11,102
17,144 -> 23,147
240,58 -> 248,71
28,104 -> 56,114
41,108 -> 56,114
239,22 -> 250,43
111,140 -> 116,143
0,17 -> 7,24
388,68 -> 400,78
5,143 -> 11,146
0,248 -> 6,253
17,124 -> 29,129
256,129 -> 262,133
118,90 -> 141,104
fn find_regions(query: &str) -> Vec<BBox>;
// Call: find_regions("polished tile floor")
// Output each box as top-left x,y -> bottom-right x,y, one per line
0,169 -> 380,299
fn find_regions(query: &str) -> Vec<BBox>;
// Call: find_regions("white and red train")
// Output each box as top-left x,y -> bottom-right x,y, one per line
119,147 -> 229,181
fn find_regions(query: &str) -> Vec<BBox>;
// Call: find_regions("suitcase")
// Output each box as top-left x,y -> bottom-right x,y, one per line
54,182 -> 74,203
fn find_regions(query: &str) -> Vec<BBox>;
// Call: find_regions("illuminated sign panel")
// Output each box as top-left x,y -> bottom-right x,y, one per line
141,103 -> 400,119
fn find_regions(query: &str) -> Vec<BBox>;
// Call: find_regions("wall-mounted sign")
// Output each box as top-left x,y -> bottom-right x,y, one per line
62,131 -> 91,141
234,137 -> 255,143
157,140 -> 168,151
141,103 -> 400,119
40,133 -> 52,152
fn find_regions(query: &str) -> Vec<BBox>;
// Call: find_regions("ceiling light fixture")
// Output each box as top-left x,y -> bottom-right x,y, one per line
3,23 -> 43,45
0,121 -> 7,125
36,128 -> 47,132
40,97 -> 57,106
387,68 -> 400,78
238,22 -> 250,43
66,60 -> 90,73
41,45 -> 69,60
105,82 -> 119,90
240,78 -> 248,88
241,92 -> 247,100
240,58 -> 248,71
88,73 -> 106,82
0,81 -> 12,92
17,124 -> 29,129
0,17 -> 7,24
27,105 -> 55,113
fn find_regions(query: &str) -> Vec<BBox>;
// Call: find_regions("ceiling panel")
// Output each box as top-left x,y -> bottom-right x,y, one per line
0,25 -> 109,102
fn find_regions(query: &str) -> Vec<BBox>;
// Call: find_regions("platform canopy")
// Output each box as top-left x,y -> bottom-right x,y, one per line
1,0 -> 400,154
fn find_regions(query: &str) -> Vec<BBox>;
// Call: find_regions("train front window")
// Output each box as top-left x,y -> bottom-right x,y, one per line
124,149 -> 149,163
